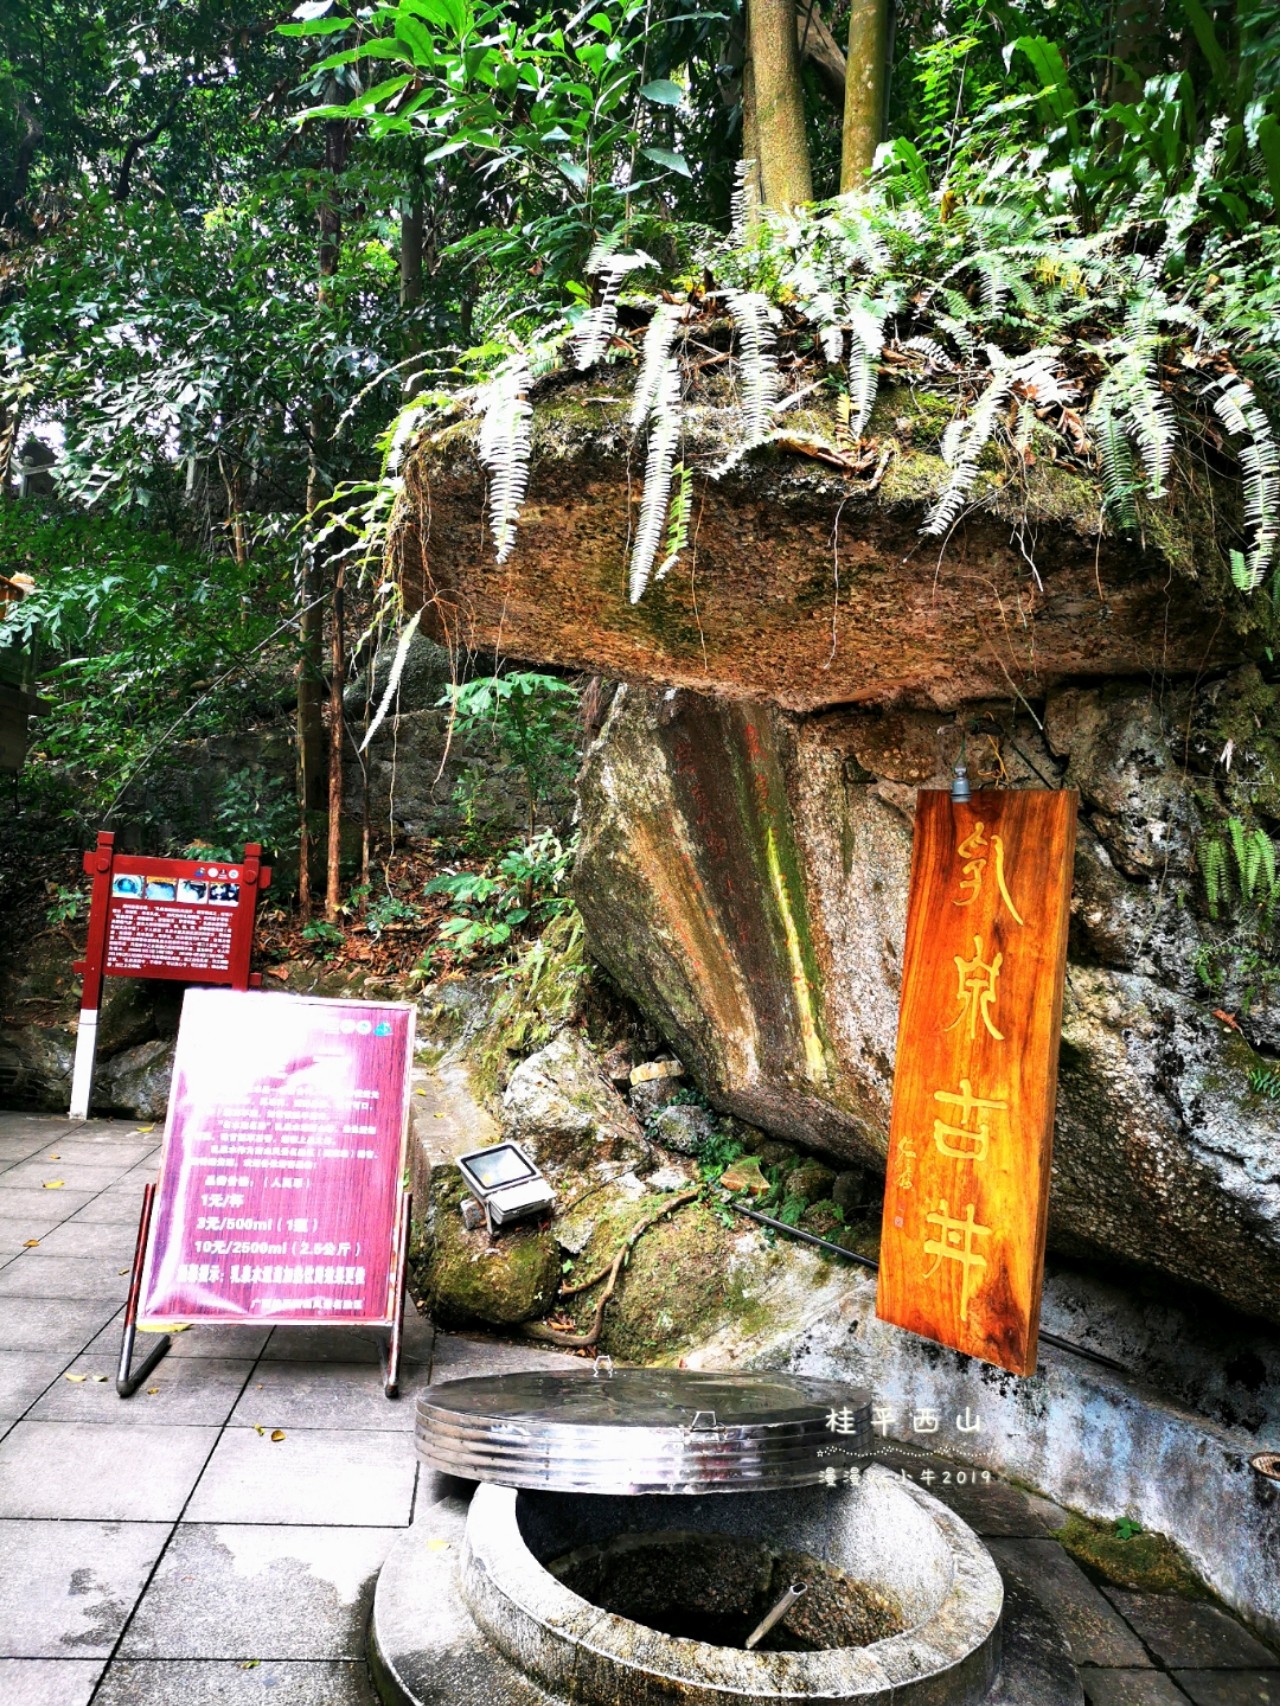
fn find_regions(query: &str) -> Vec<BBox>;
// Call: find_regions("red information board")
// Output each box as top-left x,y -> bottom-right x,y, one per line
138,988 -> 415,1326
70,830 -> 271,1118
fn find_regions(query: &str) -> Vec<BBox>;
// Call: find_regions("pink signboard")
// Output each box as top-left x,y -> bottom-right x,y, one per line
139,988 -> 415,1327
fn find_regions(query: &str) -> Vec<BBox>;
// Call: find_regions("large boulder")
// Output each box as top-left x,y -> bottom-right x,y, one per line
501,1029 -> 651,1173
395,376 -> 1247,713
575,679 -> 1280,1320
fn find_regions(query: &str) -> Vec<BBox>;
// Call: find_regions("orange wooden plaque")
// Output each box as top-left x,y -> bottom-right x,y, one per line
876,788 -> 1078,1376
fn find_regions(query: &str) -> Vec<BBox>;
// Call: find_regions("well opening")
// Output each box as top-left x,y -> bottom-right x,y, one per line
546,1527 -> 905,1651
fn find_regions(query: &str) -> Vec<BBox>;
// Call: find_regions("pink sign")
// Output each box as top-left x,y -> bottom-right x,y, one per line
139,989 -> 415,1326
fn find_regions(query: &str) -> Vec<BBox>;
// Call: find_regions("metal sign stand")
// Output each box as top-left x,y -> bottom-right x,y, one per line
118,1182 -> 414,1402
117,1184 -> 173,1397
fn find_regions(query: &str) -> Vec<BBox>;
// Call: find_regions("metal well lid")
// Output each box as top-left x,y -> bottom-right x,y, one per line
416,1367 -> 872,1495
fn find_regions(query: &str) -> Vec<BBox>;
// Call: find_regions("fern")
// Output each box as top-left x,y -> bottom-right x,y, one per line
628,356 -> 682,603
657,461 -> 694,581
630,303 -> 685,429
730,158 -> 760,246
1200,836 -> 1228,918
922,347 -> 1016,536
1208,374 -> 1280,589
847,297 -> 890,439
477,354 -> 533,564
572,250 -> 656,371
724,287 -> 779,443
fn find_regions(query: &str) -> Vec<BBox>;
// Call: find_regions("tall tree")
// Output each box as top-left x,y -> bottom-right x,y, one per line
841,0 -> 889,187
748,0 -> 813,207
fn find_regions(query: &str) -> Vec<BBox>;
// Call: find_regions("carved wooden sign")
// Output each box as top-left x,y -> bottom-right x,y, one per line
876,788 -> 1078,1376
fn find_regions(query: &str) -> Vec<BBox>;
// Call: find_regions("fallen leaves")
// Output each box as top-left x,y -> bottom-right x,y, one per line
41,1180 -> 64,1190
23,1239 -> 39,1248
271,1429 -> 286,1442
64,1373 -> 87,1384
425,1539 -> 451,1552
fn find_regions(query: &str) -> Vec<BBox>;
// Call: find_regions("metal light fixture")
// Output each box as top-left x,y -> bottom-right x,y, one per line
457,1141 -> 554,1234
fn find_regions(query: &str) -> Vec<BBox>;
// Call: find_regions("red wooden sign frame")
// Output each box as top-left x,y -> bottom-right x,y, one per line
70,830 -> 272,1118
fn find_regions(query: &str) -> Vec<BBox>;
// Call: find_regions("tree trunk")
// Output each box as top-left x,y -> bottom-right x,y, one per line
400,185 -> 425,405
297,103 -> 349,919
325,559 -> 346,921
841,0 -> 889,189
747,0 -> 813,209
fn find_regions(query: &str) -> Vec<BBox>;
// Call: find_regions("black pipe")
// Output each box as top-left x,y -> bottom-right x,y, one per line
720,1193 -> 1129,1377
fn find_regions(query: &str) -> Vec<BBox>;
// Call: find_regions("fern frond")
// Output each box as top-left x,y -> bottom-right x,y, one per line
477,355 -> 533,564
724,287 -> 780,443
731,158 -> 761,245
629,357 -> 682,603
922,349 -> 1026,537
656,461 -> 694,581
901,335 -> 957,372
572,251 -> 657,371
847,297 -> 889,439
1208,373 -> 1280,589
630,304 -> 685,429
1199,836 -> 1228,918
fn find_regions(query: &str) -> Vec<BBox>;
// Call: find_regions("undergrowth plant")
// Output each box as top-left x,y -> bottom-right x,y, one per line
420,125 -> 1280,617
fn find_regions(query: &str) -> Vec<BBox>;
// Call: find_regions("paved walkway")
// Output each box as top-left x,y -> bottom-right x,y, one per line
0,1112 -> 1277,1706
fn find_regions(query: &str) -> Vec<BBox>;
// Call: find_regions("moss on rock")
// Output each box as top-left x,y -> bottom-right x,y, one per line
417,1163 -> 561,1328
1058,1514 -> 1207,1599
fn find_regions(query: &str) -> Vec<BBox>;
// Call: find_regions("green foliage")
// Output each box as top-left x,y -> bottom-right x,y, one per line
2,503 -> 289,834
696,1125 -> 744,1183
1247,1065 -> 1280,1100
422,827 -> 576,967
44,884 -> 85,927
301,919 -> 345,956
1198,817 -> 1280,920
438,672 -> 580,834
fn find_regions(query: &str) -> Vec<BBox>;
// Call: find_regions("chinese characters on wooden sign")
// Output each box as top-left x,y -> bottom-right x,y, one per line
70,830 -> 271,1118
876,789 -> 1078,1376
140,989 -> 415,1326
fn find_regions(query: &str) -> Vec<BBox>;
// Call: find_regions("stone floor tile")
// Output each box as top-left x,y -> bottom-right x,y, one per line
0,1190 -> 97,1227
0,1518 -> 170,1656
0,1137 -> 54,1166
0,1421 -> 218,1519
0,1352 -> 69,1421
1173,1675 -> 1280,1706
988,1539 -> 1152,1667
120,1523 -> 398,1659
21,1143 -> 155,1170
263,1313 -> 435,1366
1103,1593 -> 1280,1670
0,1162 -> 135,1193
65,1189 -> 148,1226
81,1317 -> 273,1363
31,1356 -> 254,1426
0,1658 -> 106,1705
0,1218 -> 70,1257
185,1426 -> 416,1526
882,1452 -> 1069,1538
92,1659 -> 378,1703
29,1220 -> 138,1259
229,1361 -> 426,1432
0,1295 -> 123,1354
1079,1669 -> 1193,1705
0,1254 -> 132,1301
426,1330 -> 574,1383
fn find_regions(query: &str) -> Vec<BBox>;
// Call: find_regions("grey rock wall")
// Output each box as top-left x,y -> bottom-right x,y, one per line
575,676 -> 1280,1321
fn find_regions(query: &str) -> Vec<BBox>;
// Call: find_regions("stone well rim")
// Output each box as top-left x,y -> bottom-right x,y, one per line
459,1464 -> 1004,1705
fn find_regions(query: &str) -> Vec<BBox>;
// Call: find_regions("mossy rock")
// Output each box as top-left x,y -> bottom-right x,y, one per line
599,1200 -> 773,1361
787,1159 -> 837,1206
1057,1514 -> 1206,1599
417,1165 -> 560,1329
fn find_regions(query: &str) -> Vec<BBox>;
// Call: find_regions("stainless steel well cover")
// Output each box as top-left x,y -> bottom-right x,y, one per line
416,1368 -> 872,1494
